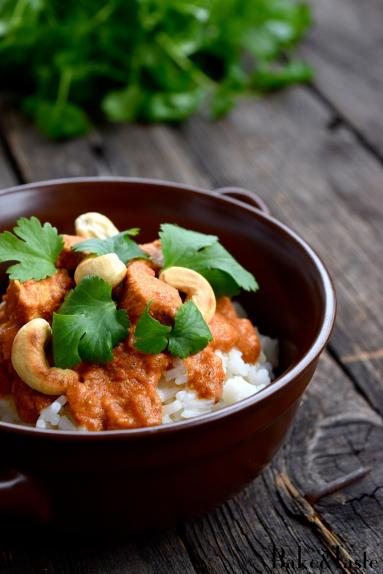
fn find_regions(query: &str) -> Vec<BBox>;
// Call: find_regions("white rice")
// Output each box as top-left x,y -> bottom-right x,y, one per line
0,328 -> 278,431
159,335 -> 278,425
35,396 -> 85,431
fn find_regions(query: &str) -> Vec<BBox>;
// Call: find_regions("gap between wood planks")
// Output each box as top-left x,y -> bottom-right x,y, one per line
325,344 -> 382,419
307,84 -> 383,168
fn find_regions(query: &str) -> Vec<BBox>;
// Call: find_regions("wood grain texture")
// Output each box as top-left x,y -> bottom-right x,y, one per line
0,529 -> 197,574
177,89 -> 383,416
0,139 -> 17,189
0,110 -> 109,181
101,123 -> 209,187
302,0 -> 383,156
180,354 -> 383,574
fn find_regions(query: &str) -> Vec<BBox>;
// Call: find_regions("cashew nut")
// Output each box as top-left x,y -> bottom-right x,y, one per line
11,319 -> 78,395
75,212 -> 119,239
74,253 -> 126,288
159,267 -> 216,323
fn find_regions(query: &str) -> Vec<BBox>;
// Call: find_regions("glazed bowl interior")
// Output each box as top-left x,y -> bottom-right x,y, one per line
0,179 -> 333,430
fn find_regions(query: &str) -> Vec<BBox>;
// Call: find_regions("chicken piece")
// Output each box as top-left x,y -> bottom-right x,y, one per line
209,313 -> 237,352
3,269 -> 72,324
216,296 -> 238,321
56,234 -> 84,272
121,260 -> 182,324
214,297 -> 260,363
12,376 -> 53,424
0,365 -> 11,395
0,320 -> 19,363
0,302 -> 5,323
140,239 -> 163,268
235,318 -> 261,363
184,347 -> 225,401
0,270 -> 71,378
66,365 -> 110,431
67,343 -> 169,431
0,302 -> 19,391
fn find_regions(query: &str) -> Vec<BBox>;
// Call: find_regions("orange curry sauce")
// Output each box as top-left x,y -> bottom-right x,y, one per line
0,237 -> 260,431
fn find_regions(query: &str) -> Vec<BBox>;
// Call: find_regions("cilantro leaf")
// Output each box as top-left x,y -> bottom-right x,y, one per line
0,216 -> 64,281
134,303 -> 172,355
199,269 -> 241,298
52,277 -> 130,369
133,301 -> 212,358
0,1 -> 311,139
160,224 -> 258,294
185,242 -> 258,292
72,230 -> 147,264
159,224 -> 217,268
168,301 -> 213,359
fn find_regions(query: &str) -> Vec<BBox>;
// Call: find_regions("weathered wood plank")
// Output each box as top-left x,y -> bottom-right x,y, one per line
178,90 -> 383,416
0,139 -> 17,189
101,123 -> 209,187
181,354 -> 383,573
0,109 -> 209,188
0,530 -> 197,574
302,0 -> 383,155
0,109 -> 109,181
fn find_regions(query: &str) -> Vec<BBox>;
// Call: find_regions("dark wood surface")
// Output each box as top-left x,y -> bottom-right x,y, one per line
0,1 -> 382,572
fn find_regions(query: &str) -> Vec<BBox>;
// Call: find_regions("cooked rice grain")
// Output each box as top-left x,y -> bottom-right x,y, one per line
0,335 -> 278,430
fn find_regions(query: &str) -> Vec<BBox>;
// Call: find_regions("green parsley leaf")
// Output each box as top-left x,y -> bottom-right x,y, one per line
72,230 -> 147,264
0,216 -> 64,281
252,61 -> 313,91
133,301 -> 212,358
159,224 -> 217,268
160,224 -> 258,294
168,301 -> 213,359
199,269 -> 241,298
134,303 -> 172,355
186,242 -> 258,292
52,277 -> 130,369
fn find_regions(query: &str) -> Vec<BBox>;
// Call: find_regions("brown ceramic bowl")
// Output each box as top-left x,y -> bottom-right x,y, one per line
0,178 -> 335,531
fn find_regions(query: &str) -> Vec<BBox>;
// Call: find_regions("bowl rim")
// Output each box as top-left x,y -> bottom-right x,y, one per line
0,176 -> 336,440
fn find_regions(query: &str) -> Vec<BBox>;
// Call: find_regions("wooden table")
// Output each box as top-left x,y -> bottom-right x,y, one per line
0,1 -> 382,572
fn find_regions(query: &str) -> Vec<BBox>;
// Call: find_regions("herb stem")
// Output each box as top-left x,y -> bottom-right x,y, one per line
156,33 -> 216,90
10,0 -> 28,28
56,69 -> 72,109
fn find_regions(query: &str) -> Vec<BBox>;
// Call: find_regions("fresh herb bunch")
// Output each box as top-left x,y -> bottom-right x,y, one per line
0,0 -> 312,139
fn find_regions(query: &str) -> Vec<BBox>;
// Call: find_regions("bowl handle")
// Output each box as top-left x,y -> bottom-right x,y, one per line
213,187 -> 270,215
0,468 -> 51,521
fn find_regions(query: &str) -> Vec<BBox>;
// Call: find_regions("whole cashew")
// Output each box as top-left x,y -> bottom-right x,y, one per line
75,212 -> 119,239
159,267 -> 216,323
74,253 -> 127,288
11,319 -> 78,395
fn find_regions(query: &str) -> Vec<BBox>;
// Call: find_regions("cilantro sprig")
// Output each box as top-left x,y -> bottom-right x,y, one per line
0,1 -> 311,140
72,229 -> 147,264
52,277 -> 130,369
0,216 -> 64,281
134,301 -> 212,359
159,224 -> 258,297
